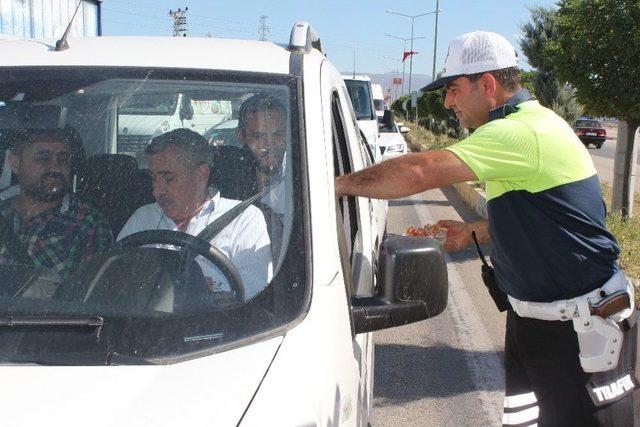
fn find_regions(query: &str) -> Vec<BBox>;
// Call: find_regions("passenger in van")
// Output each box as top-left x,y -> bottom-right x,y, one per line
0,128 -> 114,279
236,93 -> 287,215
117,128 -> 272,301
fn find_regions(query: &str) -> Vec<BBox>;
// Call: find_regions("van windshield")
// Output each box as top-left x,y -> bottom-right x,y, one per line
0,67 -> 308,365
344,80 -> 374,121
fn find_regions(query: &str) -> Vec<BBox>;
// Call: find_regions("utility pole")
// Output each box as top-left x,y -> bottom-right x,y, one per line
168,7 -> 188,37
432,0 -> 440,82
259,15 -> 269,41
386,9 -> 440,95
386,33 -> 427,97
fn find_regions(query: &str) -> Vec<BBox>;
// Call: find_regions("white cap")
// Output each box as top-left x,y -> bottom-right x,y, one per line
422,31 -> 518,92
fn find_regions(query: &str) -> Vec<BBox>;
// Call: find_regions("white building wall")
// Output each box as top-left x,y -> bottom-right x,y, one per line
0,0 -> 100,38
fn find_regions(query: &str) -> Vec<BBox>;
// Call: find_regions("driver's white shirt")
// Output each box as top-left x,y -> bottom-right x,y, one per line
117,190 -> 272,301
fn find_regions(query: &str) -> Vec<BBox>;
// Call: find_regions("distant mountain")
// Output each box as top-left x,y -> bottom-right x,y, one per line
342,71 -> 433,101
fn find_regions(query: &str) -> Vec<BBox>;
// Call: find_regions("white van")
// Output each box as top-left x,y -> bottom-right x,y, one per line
371,83 -> 385,119
342,74 -> 380,163
0,23 -> 447,426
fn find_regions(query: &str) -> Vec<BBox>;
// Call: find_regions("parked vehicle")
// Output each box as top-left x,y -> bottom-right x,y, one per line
573,118 -> 606,149
342,74 -> 380,162
341,74 -> 388,246
379,111 -> 408,161
371,83 -> 385,119
0,22 -> 447,426
118,94 -> 232,165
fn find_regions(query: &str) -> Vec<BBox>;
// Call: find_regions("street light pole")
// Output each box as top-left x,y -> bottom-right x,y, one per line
385,33 -> 427,97
383,56 -> 402,101
409,17 -> 416,95
431,0 -> 440,82
401,39 -> 407,95
386,8 -> 441,94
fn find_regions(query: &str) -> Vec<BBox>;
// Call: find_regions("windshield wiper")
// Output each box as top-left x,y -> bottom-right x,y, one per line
0,316 -> 103,328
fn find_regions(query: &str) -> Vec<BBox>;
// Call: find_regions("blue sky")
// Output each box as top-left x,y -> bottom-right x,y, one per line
102,0 -> 559,76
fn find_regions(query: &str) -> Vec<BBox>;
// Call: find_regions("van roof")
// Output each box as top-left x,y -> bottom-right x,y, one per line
342,74 -> 371,82
0,36 -> 293,74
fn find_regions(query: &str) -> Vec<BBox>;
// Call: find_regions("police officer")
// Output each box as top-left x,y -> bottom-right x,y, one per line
335,31 -> 637,426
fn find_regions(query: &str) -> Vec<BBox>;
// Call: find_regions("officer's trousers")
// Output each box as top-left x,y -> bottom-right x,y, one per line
503,310 -> 637,427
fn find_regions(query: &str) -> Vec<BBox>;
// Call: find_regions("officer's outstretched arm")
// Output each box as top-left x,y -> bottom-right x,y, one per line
335,150 -> 476,199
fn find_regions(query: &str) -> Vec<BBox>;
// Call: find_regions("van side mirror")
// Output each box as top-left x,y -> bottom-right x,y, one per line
382,109 -> 395,130
179,96 -> 194,122
399,126 -> 410,134
351,235 -> 448,334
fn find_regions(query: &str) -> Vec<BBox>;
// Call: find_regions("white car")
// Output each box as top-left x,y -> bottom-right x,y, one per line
0,22 -> 447,427
379,114 -> 409,161
341,74 -> 380,162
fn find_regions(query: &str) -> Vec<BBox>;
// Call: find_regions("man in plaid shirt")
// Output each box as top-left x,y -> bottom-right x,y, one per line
0,128 -> 113,279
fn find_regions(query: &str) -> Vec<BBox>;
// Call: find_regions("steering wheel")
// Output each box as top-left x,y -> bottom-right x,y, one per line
115,230 -> 245,302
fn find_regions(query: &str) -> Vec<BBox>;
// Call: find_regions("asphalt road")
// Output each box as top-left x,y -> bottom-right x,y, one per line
373,187 -> 506,427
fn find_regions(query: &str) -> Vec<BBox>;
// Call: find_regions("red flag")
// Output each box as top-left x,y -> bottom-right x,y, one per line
402,50 -> 418,62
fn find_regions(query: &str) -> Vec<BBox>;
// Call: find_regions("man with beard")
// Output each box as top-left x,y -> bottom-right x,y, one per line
0,128 -> 113,279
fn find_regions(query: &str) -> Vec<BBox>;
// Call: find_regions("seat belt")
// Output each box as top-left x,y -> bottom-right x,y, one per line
196,177 -> 282,243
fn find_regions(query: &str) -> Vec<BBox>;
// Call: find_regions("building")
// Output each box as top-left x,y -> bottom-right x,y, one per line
0,0 -> 101,39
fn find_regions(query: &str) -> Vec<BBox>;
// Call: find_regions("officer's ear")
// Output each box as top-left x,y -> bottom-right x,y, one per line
478,73 -> 498,98
195,162 -> 210,185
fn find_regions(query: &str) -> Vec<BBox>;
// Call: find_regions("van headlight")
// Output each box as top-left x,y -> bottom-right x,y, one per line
386,144 -> 405,153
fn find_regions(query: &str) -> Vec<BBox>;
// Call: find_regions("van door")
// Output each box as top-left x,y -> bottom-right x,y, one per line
330,86 -> 376,426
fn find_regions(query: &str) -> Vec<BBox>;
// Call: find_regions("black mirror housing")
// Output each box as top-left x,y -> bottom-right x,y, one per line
352,235 -> 448,334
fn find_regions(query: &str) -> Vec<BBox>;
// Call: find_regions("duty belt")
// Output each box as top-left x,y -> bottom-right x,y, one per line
508,270 -> 634,372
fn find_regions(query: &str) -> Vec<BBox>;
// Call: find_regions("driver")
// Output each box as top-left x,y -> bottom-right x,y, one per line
0,127 -> 114,279
117,128 -> 272,301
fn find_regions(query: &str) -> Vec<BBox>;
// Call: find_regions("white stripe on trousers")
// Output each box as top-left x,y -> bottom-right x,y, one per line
503,391 -> 538,425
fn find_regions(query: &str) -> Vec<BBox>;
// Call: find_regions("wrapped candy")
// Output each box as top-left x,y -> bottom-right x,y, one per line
405,224 -> 447,242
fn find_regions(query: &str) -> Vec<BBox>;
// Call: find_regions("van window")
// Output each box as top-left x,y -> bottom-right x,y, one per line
344,80 -> 374,121
0,67 -> 308,365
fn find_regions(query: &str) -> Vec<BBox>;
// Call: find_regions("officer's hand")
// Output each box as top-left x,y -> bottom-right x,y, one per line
436,220 -> 472,252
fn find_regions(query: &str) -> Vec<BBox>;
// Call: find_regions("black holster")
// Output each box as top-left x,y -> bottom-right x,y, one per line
473,231 -> 511,312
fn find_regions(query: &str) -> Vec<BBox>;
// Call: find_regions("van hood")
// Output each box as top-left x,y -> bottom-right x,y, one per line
0,336 -> 283,427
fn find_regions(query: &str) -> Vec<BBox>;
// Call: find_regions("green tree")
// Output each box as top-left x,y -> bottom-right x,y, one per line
520,6 -> 585,123
547,0 -> 640,216
552,84 -> 584,124
519,6 -> 560,108
519,70 -> 536,95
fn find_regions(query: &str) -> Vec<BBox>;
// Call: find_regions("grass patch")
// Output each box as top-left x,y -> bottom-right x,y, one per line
601,183 -> 640,281
403,121 -> 459,151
